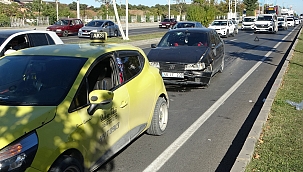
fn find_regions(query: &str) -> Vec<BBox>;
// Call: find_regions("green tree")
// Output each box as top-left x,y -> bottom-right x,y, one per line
243,0 -> 258,16
187,0 -> 217,26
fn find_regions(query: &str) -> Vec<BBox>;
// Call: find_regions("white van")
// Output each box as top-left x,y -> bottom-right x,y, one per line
241,16 -> 256,30
254,14 -> 278,33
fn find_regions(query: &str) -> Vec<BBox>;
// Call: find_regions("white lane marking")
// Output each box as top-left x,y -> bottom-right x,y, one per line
143,30 -> 294,172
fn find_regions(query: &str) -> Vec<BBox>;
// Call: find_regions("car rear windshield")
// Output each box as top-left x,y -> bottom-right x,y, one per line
0,55 -> 87,106
158,31 -> 209,47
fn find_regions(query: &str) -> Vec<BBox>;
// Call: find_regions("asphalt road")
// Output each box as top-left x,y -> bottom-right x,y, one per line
90,25 -> 300,172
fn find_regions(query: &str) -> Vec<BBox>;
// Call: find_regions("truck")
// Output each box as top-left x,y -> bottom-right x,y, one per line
265,5 -> 282,16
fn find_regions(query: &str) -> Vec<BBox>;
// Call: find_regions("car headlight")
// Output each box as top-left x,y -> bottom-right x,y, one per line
0,132 -> 38,172
185,62 -> 206,70
46,28 -> 50,31
149,62 -> 160,68
79,28 -> 82,32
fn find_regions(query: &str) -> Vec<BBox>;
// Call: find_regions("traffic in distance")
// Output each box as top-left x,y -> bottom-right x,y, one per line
0,7 -> 302,171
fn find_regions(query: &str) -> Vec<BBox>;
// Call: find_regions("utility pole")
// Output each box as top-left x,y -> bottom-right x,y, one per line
77,0 -> 80,19
56,0 -> 58,21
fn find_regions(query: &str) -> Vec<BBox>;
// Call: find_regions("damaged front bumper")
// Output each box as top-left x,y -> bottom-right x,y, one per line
161,70 -> 212,86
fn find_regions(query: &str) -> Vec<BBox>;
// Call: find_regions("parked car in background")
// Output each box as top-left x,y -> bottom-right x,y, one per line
46,18 -> 84,37
241,16 -> 256,30
170,21 -> 204,29
208,19 -> 237,37
0,30 -> 63,57
148,28 -> 225,87
159,18 -> 177,28
287,17 -> 295,27
0,32 -> 169,171
78,19 -> 120,38
278,16 -> 288,30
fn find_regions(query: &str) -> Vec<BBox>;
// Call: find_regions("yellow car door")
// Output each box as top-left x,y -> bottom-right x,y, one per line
70,56 -> 131,169
115,51 -> 155,138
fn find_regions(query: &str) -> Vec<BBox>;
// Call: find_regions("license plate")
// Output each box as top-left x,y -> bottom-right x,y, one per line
162,72 -> 184,78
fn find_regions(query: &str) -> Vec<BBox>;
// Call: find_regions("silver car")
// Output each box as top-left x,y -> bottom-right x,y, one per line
78,20 -> 120,38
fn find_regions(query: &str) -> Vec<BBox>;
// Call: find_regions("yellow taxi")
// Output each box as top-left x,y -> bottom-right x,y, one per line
0,32 -> 169,171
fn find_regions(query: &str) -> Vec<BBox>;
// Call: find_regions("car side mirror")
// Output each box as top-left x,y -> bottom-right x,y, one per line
87,90 -> 114,115
151,44 -> 157,48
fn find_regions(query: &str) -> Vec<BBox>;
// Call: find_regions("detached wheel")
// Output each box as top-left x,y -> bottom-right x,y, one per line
49,155 -> 83,172
147,97 -> 168,136
62,30 -> 69,37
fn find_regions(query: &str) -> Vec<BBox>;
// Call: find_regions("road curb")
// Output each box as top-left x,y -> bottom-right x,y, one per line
230,26 -> 302,172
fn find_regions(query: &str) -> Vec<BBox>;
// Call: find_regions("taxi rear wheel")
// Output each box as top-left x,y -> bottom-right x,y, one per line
49,155 -> 83,172
147,97 -> 168,136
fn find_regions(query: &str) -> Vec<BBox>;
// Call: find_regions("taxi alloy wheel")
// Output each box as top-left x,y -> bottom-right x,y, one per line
147,97 -> 168,136
49,155 -> 83,172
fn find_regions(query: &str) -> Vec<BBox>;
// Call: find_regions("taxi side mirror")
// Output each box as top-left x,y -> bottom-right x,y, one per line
87,90 -> 114,115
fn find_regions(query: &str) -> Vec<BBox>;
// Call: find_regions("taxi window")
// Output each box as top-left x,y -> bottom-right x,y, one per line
69,55 -> 115,112
116,51 -> 144,83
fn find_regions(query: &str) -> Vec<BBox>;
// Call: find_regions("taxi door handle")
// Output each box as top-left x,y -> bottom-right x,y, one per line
120,101 -> 128,108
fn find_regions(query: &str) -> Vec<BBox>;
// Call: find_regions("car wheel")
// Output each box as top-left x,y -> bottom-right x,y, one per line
114,30 -> 119,37
49,155 -> 83,172
62,30 -> 69,37
147,97 -> 168,136
225,30 -> 229,38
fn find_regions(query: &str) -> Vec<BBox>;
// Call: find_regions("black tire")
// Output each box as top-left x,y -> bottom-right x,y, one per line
147,97 -> 168,136
225,30 -> 229,38
49,155 -> 83,172
62,30 -> 69,37
114,30 -> 119,37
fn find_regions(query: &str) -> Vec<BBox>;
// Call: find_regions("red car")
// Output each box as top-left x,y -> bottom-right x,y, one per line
159,18 -> 177,28
46,18 -> 84,37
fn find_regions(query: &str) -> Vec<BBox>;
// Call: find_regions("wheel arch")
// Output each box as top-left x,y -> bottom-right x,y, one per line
49,148 -> 84,171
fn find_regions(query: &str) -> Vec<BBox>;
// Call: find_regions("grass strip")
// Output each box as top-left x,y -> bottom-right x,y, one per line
245,32 -> 303,171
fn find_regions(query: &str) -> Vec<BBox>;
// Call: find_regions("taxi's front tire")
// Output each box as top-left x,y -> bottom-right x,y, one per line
147,97 -> 168,136
49,155 -> 84,172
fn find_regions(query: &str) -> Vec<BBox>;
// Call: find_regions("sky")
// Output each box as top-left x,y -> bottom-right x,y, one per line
58,0 -> 303,15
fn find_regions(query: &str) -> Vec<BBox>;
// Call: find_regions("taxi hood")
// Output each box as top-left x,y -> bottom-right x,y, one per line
0,106 -> 56,149
148,46 -> 208,64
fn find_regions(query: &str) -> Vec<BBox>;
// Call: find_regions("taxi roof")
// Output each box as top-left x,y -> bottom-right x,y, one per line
8,43 -> 142,59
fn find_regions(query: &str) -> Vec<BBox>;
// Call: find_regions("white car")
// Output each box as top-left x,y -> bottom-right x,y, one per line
0,30 -> 63,56
278,16 -> 288,30
241,16 -> 256,30
287,17 -> 295,27
254,14 -> 278,33
208,19 -> 236,37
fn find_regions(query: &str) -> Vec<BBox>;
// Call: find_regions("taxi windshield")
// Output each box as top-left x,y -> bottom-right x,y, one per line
0,55 -> 87,106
